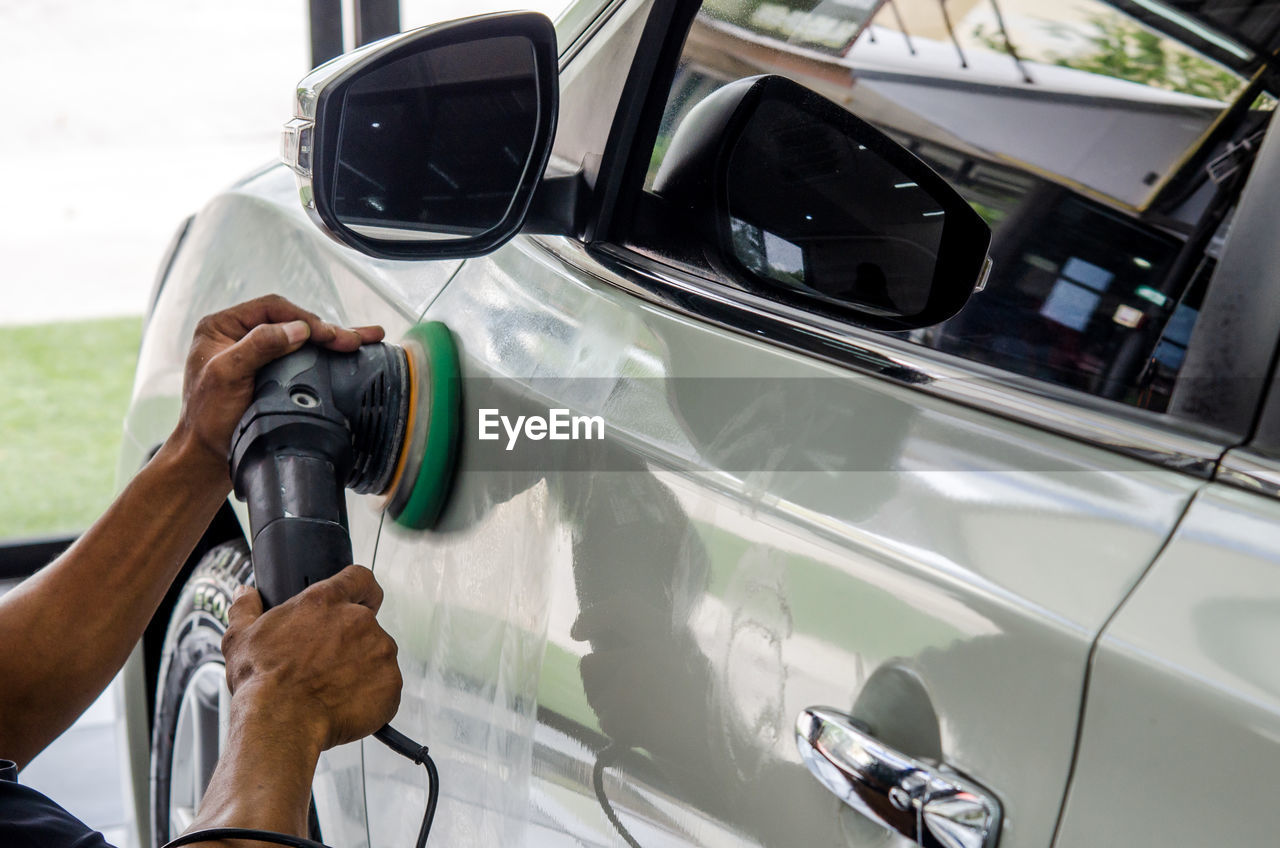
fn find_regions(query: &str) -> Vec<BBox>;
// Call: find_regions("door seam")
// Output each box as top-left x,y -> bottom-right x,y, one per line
1045,480 -> 1210,848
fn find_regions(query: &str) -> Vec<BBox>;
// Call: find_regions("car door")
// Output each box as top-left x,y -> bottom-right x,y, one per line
360,1 -> 1272,845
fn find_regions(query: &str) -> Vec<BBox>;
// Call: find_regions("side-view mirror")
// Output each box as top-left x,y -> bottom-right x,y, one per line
281,12 -> 558,260
652,75 -> 992,332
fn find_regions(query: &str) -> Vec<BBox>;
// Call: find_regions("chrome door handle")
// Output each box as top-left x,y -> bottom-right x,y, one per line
795,707 -> 1002,848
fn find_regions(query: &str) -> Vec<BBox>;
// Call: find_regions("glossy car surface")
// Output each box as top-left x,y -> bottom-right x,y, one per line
119,1 -> 1280,845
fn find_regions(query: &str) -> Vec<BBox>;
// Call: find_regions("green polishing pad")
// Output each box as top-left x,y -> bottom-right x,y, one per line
387,321 -> 461,530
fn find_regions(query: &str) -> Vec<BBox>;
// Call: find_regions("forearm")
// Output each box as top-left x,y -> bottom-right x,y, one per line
0,428 -> 229,766
182,690 -> 323,847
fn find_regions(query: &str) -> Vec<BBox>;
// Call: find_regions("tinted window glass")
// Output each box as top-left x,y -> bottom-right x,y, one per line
645,0 -> 1274,412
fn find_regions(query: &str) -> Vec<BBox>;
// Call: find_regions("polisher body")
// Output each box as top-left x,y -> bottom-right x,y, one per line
228,324 -> 460,609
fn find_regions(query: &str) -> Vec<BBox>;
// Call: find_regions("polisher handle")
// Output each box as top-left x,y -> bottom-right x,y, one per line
237,450 -> 354,610
229,344 -> 365,610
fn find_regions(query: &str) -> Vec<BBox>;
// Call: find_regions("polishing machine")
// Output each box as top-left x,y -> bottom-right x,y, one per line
163,322 -> 461,848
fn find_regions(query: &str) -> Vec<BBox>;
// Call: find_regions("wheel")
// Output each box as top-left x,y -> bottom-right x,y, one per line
149,538 -> 321,845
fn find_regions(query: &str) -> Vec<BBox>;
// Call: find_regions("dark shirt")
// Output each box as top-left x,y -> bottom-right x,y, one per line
0,759 -> 114,848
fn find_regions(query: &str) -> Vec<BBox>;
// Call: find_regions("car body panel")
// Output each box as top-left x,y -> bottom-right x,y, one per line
1056,477 -> 1280,846
356,229 -> 1204,847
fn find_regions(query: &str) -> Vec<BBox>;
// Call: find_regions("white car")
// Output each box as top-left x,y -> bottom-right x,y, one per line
119,0 -> 1280,845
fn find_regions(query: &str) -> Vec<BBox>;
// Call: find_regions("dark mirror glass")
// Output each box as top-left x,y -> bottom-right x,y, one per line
331,35 -> 539,242
725,95 -> 947,318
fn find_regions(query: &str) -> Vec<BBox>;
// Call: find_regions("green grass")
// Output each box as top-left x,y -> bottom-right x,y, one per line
0,317 -> 142,540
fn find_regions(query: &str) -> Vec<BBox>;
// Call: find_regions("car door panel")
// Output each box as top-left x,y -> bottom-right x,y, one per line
362,232 -> 1205,847
1056,477 -> 1280,846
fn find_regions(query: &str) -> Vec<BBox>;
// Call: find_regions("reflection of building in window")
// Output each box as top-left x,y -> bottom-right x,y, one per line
1040,257 -> 1114,332
674,0 -> 1257,210
648,0 -> 1272,412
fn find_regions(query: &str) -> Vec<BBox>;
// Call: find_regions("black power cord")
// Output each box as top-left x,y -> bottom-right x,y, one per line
592,744 -> 642,848
161,724 -> 439,848
371,724 -> 440,848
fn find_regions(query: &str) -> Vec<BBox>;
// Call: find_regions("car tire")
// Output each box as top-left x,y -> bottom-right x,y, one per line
149,538 -> 320,845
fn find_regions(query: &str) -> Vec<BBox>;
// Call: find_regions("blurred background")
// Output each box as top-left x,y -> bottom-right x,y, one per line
0,2 -> 561,845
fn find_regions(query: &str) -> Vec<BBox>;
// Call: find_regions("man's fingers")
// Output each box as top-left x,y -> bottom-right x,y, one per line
318,324 -> 385,352
215,321 -> 310,380
227,586 -> 264,634
194,295 -> 384,353
196,295 -> 319,340
229,294 -> 331,340
328,565 -> 385,613
224,294 -> 368,352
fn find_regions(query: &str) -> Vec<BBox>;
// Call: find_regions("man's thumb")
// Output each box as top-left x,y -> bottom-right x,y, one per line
228,585 -> 264,630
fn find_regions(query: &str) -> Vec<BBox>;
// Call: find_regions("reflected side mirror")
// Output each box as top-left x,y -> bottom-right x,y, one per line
653,75 -> 992,332
282,12 -> 559,260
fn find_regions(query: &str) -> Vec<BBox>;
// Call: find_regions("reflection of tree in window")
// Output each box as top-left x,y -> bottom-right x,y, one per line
967,4 -> 1246,102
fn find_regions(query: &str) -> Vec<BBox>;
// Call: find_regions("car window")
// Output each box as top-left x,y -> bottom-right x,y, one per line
640,0 -> 1276,413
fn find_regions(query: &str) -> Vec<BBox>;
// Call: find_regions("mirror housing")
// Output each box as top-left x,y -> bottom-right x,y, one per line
653,75 -> 992,332
282,12 -> 558,260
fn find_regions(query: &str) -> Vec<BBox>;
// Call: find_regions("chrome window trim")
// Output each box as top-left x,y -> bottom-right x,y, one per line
1216,449 -> 1280,499
529,235 -> 1231,477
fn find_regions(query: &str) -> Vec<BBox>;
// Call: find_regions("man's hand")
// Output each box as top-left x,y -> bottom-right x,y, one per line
221,565 -> 403,752
184,567 -> 401,840
172,294 -> 385,489
0,296 -> 389,778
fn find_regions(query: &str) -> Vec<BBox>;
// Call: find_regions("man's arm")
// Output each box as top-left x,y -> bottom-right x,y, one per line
0,295 -> 382,768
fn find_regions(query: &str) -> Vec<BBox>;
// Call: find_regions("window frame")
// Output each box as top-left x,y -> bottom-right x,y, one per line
556,0 -> 630,64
